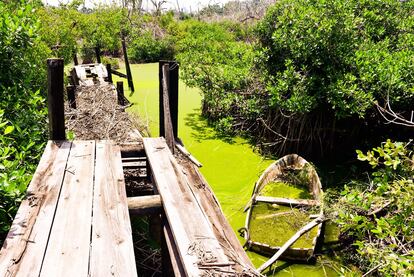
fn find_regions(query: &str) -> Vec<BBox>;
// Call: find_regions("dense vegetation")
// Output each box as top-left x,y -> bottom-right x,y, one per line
1,0 -> 413,275
0,1 -> 49,237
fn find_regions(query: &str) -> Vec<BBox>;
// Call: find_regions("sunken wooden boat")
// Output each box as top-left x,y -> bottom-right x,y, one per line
242,154 -> 323,261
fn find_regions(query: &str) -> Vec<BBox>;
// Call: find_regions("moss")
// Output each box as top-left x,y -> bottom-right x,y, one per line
249,202 -> 318,249
261,181 -> 312,199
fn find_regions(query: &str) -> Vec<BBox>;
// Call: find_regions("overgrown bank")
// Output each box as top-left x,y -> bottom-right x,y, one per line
1,0 -> 413,275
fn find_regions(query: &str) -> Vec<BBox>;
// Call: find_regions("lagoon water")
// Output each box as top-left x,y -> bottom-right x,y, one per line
122,63 -> 339,276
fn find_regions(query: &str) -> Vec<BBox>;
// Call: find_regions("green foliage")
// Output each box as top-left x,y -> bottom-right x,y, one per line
0,1 -> 48,240
256,0 -> 414,118
128,31 -> 173,63
36,5 -> 127,63
177,20 -> 256,122
333,140 -> 414,275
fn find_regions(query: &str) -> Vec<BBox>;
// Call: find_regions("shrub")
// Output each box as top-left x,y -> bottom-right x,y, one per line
256,0 -> 414,119
0,1 -> 49,241
331,140 -> 414,275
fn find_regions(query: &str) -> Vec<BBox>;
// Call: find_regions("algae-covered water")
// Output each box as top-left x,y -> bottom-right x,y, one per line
118,63 -> 340,276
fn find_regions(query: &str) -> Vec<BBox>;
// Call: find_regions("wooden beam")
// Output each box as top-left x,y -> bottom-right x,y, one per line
255,196 -> 319,206
159,60 -> 179,138
106,64 -> 112,83
90,141 -> 137,277
95,47 -> 101,64
162,64 -> 175,153
116,81 -> 124,106
144,138 -> 233,276
47,58 -> 66,140
67,85 -> 76,109
121,36 -> 134,93
40,141 -> 95,277
0,141 -> 72,277
111,69 -> 128,79
257,216 -> 325,273
127,195 -> 162,216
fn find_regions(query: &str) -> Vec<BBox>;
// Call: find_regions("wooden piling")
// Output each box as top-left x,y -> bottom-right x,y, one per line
161,64 -> 175,153
106,64 -> 112,83
95,47 -> 101,64
116,81 -> 124,106
73,50 -> 79,66
121,36 -> 134,93
67,85 -> 76,109
47,58 -> 66,140
158,60 -> 179,138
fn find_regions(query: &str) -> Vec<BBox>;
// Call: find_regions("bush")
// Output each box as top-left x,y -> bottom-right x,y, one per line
128,31 -> 174,63
0,1 -> 49,241
331,140 -> 414,275
256,0 -> 414,118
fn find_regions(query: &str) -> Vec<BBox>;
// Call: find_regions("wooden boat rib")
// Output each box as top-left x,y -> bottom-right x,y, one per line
243,154 -> 323,261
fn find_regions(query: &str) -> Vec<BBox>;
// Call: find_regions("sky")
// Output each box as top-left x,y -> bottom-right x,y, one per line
43,0 -> 232,12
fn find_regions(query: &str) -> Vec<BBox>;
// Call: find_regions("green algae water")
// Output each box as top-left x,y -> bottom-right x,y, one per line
118,63 -> 340,276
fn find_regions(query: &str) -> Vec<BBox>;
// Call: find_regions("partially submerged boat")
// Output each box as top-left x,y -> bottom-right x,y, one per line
242,154 -> 323,261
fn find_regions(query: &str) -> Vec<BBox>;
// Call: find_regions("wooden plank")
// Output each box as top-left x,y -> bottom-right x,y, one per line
161,64 -> 175,152
122,161 -> 146,168
144,138 -> 232,277
179,158 -> 256,273
90,141 -> 137,277
0,141 -> 72,277
40,141 -> 95,277
128,195 -> 162,216
255,196 -> 318,206
163,220 -> 186,276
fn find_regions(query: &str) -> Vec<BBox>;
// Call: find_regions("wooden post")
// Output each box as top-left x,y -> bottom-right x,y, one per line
117,81 -> 124,105
162,64 -> 175,153
73,50 -> 78,66
121,36 -> 134,93
95,47 -> 101,64
106,64 -> 112,83
159,60 -> 179,138
67,85 -> 76,109
47,58 -> 66,140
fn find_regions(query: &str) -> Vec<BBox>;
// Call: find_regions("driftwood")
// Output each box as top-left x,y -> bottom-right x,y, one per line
257,215 -> 325,273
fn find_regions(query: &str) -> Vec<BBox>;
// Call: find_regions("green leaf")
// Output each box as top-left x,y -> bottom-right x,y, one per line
4,125 -> 14,135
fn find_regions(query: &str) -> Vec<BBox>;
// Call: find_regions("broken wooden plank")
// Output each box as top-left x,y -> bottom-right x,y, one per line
257,216 -> 325,273
144,137 -> 232,276
255,196 -> 318,206
128,195 -> 162,216
178,156 -> 257,274
175,142 -> 202,167
110,69 -> 128,79
122,161 -> 146,168
90,141 -> 137,277
0,141 -> 72,277
40,141 -> 95,277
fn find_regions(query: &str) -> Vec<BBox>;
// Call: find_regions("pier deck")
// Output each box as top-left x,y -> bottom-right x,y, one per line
0,140 -> 137,277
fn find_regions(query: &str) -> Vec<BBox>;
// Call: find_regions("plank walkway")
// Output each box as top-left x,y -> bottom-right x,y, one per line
144,137 -> 256,276
0,140 -> 137,277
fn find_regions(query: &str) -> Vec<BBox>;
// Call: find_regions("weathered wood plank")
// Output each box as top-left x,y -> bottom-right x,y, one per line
179,157 -> 256,273
128,195 -> 162,216
0,141 -> 72,277
144,138 -> 231,277
90,141 -> 137,277
255,196 -> 318,206
40,141 -> 95,277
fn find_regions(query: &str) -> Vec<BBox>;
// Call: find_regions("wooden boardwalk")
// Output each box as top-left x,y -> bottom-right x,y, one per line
0,140 -> 137,277
144,138 -> 257,276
